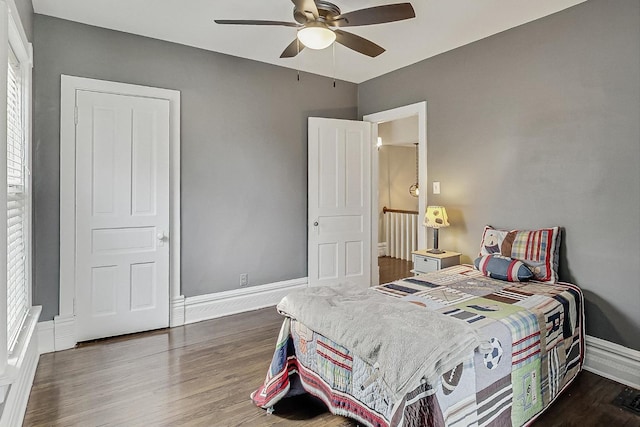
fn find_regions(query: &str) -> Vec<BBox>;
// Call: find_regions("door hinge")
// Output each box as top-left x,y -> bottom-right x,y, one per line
74,106 -> 78,125
73,298 -> 76,314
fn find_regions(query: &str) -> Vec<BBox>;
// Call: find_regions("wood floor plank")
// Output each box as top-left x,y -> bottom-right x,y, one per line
379,256 -> 413,284
24,306 -> 639,426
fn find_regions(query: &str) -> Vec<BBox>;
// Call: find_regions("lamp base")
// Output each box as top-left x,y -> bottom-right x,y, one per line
427,249 -> 446,254
428,229 -> 445,255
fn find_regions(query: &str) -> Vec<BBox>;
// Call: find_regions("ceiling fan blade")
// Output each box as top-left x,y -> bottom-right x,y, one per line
334,30 -> 385,57
280,38 -> 306,58
214,19 -> 299,27
292,0 -> 319,23
327,3 -> 415,27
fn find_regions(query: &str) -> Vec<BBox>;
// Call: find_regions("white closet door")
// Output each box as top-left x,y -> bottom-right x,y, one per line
75,90 -> 170,341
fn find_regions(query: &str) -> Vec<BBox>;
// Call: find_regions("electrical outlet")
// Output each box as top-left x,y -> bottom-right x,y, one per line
240,273 -> 249,287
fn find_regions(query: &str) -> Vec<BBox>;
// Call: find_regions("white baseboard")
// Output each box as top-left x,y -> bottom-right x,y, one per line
40,279 -> 305,351
52,314 -> 76,351
170,295 -> 186,327
36,321 -> 54,354
584,335 -> 640,389
378,242 -> 387,257
184,277 -> 308,325
45,296 -> 188,350
0,307 -> 41,427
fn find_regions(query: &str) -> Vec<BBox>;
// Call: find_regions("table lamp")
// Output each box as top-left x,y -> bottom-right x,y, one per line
424,206 -> 450,254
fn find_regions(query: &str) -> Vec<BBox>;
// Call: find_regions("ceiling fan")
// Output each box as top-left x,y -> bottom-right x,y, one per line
215,0 -> 415,58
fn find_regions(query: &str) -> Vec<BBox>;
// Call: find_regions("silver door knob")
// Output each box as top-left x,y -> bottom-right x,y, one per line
313,221 -> 319,227
156,231 -> 168,247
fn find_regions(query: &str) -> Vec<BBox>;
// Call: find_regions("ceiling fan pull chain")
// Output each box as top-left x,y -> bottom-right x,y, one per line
332,42 -> 336,88
297,36 -> 301,81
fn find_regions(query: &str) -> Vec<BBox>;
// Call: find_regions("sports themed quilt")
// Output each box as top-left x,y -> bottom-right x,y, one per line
252,265 -> 584,426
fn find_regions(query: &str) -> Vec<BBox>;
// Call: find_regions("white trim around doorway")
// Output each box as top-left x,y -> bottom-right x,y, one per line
363,101 -> 428,279
57,75 -> 183,350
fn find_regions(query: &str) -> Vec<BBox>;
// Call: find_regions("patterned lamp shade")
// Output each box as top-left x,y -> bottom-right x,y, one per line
424,206 -> 450,229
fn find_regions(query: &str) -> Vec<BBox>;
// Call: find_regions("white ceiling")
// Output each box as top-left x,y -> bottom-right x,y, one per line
32,0 -> 586,84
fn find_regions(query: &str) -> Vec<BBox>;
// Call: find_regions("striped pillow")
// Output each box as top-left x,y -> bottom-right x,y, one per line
474,255 -> 534,282
479,226 -> 561,283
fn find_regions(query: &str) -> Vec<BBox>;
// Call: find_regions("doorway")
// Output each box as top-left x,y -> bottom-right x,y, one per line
378,118 -> 420,283
363,102 -> 427,285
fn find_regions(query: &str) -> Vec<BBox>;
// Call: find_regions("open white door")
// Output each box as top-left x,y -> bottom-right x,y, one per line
74,90 -> 170,341
308,117 -> 373,288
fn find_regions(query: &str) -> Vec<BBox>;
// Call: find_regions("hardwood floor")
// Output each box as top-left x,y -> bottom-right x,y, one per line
534,371 -> 640,426
378,256 -> 413,284
24,307 -> 639,427
24,308 -> 355,427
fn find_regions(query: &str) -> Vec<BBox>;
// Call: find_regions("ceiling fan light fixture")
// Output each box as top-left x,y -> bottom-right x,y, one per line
297,23 -> 336,50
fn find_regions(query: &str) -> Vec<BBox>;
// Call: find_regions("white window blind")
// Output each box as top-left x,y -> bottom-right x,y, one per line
6,46 -> 28,350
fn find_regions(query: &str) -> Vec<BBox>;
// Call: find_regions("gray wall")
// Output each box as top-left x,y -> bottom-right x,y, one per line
12,0 -> 33,41
359,0 -> 640,350
33,15 -> 358,321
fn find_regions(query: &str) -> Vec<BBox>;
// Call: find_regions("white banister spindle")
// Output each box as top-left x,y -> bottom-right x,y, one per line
385,213 -> 391,257
400,214 -> 406,260
383,210 -> 418,261
412,214 -> 417,256
391,216 -> 396,259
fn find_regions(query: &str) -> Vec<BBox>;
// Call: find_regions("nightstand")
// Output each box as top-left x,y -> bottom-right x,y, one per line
411,249 -> 461,274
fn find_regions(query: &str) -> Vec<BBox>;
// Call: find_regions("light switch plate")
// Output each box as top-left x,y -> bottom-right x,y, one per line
433,181 -> 441,194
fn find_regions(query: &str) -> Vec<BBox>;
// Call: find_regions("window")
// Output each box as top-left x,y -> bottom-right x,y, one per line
0,1 -> 34,377
0,5 -> 38,416
6,45 -> 28,350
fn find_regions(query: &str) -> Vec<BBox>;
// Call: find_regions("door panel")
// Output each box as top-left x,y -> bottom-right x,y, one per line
91,107 -> 118,215
75,90 -> 170,341
132,109 -> 158,215
91,266 -> 118,315
345,131 -> 364,208
308,118 -> 372,288
318,243 -> 339,280
91,227 -> 156,254
130,262 -> 156,310
345,241 -> 363,276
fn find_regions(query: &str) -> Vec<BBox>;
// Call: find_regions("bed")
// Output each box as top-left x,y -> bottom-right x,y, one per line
252,227 -> 584,427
